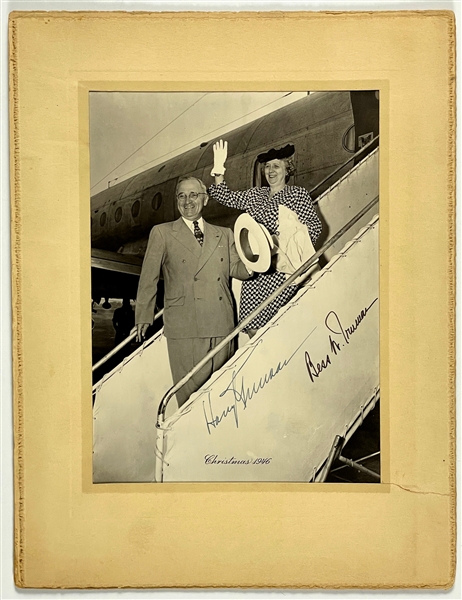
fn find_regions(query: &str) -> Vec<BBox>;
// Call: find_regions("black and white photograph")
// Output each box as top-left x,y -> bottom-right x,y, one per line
90,90 -> 380,484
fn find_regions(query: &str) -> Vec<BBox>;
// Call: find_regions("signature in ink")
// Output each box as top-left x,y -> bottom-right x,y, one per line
305,297 -> 378,382
203,328 -> 316,434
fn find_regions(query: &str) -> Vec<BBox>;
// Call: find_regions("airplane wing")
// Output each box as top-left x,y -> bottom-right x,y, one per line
91,248 -> 143,275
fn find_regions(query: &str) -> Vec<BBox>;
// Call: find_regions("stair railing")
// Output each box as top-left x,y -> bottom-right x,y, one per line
92,309 -> 164,372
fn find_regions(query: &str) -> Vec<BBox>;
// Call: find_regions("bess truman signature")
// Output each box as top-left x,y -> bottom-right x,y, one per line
305,297 -> 379,382
202,297 -> 379,434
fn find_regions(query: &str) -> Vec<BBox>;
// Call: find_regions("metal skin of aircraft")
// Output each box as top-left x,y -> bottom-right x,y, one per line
90,90 -> 379,304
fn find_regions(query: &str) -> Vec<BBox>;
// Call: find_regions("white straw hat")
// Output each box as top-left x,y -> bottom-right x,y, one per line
234,213 -> 274,273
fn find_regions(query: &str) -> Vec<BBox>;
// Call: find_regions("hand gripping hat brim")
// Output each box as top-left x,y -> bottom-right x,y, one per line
257,144 -> 295,164
234,213 -> 274,273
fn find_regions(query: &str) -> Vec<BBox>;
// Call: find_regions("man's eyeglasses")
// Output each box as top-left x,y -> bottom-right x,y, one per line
176,192 -> 207,202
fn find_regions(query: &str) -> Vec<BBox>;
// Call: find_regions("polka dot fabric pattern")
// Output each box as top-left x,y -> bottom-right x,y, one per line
208,182 -> 322,331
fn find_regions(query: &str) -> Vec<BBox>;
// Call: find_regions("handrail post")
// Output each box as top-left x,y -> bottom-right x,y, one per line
318,435 -> 344,482
155,424 -> 164,483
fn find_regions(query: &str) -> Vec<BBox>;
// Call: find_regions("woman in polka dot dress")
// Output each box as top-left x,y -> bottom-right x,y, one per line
208,140 -> 322,338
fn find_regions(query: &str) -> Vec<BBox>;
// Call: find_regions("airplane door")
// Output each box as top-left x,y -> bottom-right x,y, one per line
253,159 -> 269,188
350,91 -> 379,154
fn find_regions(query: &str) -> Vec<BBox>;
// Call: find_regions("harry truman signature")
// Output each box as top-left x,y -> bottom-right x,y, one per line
202,329 -> 315,434
305,297 -> 379,382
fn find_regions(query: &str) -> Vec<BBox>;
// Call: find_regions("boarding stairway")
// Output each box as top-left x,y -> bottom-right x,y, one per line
93,144 -> 379,483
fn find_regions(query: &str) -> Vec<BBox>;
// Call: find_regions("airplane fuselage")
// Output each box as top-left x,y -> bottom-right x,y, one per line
91,91 -> 378,256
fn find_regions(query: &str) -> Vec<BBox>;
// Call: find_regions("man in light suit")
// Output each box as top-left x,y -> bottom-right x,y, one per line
135,176 -> 251,407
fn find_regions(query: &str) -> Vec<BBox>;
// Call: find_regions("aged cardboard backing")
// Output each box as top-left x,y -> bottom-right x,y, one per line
10,11 -> 456,588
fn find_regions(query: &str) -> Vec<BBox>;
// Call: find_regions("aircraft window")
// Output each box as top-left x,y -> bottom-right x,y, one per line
131,200 -> 141,218
152,192 -> 162,211
342,124 -> 356,153
100,212 -> 107,227
115,207 -> 122,222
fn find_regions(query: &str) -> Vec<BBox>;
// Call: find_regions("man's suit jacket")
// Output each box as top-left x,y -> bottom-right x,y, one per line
135,218 -> 250,339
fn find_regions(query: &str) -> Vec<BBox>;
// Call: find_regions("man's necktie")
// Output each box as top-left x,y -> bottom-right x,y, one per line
193,220 -> 204,246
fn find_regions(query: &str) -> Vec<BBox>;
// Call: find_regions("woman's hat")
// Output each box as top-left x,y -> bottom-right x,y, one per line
234,213 -> 274,273
257,144 -> 295,164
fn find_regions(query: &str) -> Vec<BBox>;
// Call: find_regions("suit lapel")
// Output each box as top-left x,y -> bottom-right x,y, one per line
171,218 -> 202,258
196,221 -> 221,273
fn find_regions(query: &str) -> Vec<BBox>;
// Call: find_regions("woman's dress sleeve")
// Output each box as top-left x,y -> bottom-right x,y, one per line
208,181 -> 252,211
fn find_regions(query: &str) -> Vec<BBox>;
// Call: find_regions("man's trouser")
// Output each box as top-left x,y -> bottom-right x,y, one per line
166,337 -> 234,408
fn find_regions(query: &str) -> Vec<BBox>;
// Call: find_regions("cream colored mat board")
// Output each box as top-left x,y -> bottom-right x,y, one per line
10,11 -> 455,589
